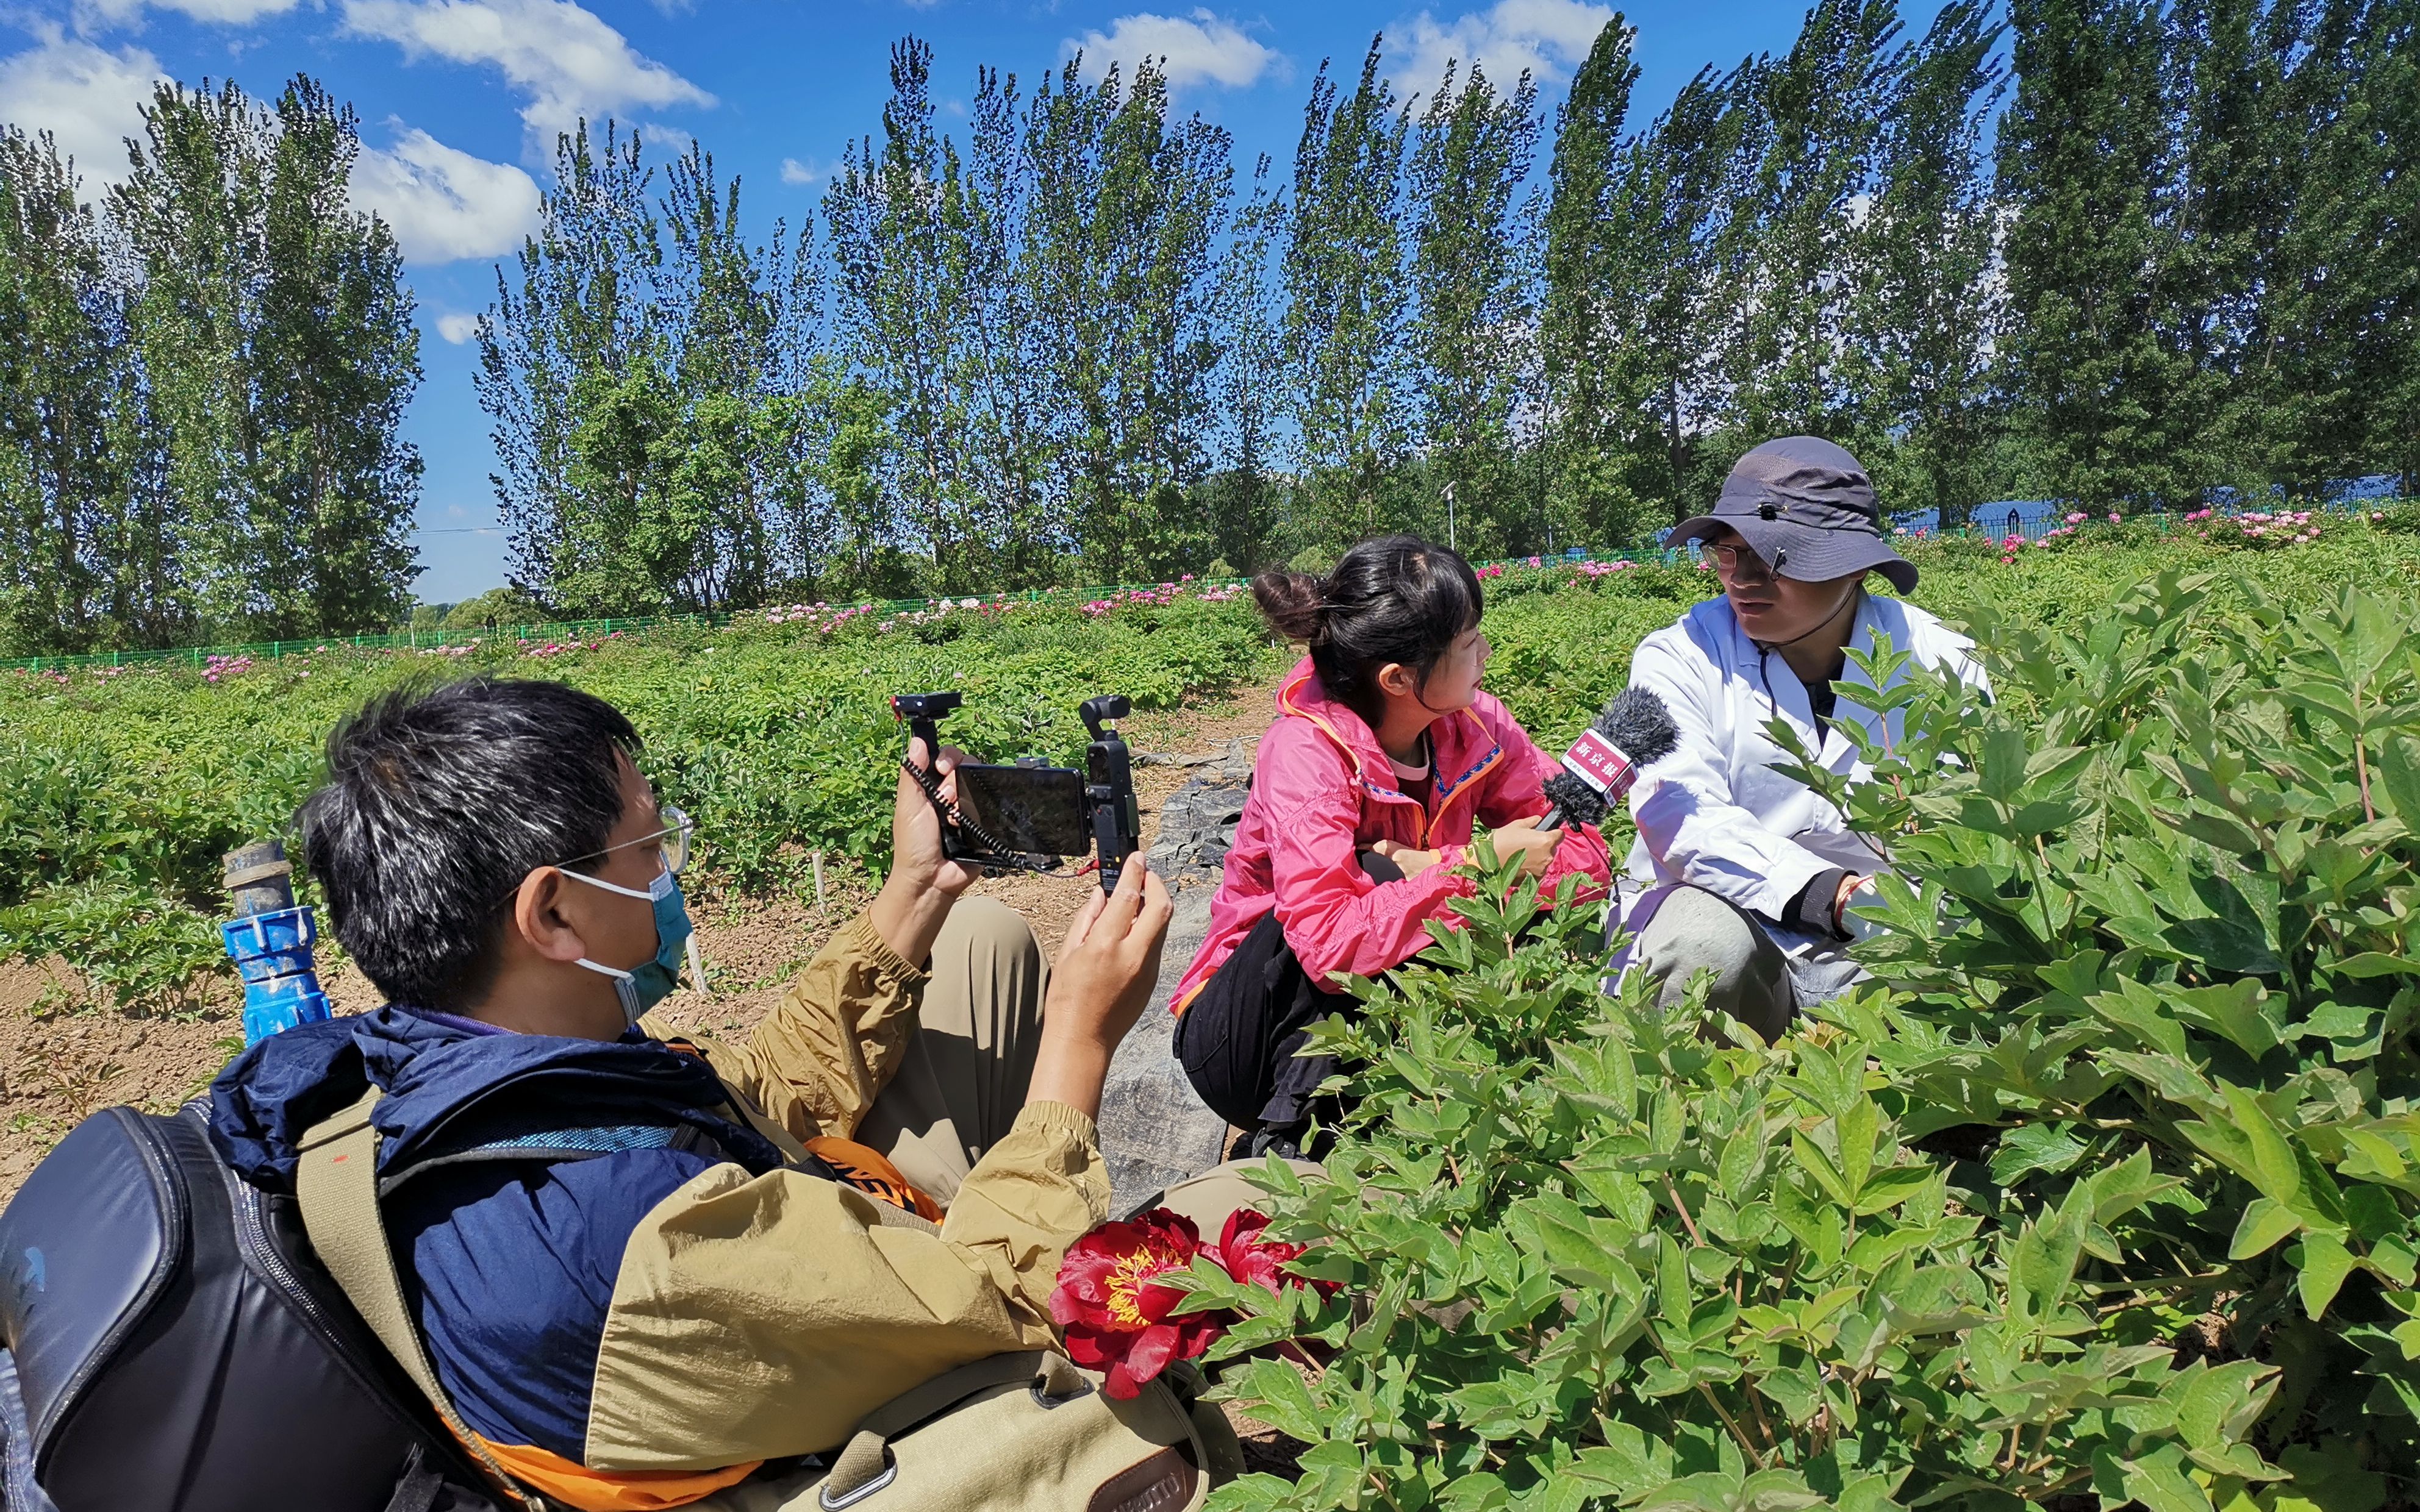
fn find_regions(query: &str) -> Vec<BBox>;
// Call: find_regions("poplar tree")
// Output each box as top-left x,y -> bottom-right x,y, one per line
1203,157 -> 1286,572
112,76 -> 421,640
952,68 -> 1053,586
2261,0 -> 2419,494
1541,16 -> 1650,552
1609,68 -> 1758,522
639,141 -> 815,608
1848,0 -> 2006,526
1728,0 -> 1904,444
0,130 -> 137,652
1997,0 -> 2199,508
825,41 -> 982,588
1023,57 -> 1231,582
1283,41 -> 1412,550
252,79 -> 424,634
481,123 -> 820,614
1408,60 -> 1542,558
2160,0 -> 2282,493
2352,0 -> 2419,491
478,122 -> 661,610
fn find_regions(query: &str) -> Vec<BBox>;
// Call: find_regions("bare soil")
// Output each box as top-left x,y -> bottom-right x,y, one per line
0,678 -> 1284,1204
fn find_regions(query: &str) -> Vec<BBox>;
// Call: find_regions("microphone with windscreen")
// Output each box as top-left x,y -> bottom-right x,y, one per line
1538,686 -> 1680,831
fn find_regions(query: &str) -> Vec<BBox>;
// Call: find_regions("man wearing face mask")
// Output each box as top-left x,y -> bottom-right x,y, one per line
1613,437 -> 1989,1042
207,677 -> 1173,1509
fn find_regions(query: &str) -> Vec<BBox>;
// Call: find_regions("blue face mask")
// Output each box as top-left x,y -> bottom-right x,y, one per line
564,863 -> 697,1029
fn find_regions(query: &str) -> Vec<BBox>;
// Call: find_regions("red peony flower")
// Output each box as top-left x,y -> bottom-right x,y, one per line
1051,1208 -> 1225,1399
1210,1207 -> 1336,1299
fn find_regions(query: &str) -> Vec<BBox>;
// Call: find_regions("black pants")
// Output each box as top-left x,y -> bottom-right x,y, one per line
1173,910 -> 1357,1132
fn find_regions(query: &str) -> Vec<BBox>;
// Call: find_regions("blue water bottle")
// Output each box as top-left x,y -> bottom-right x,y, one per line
221,841 -> 332,1043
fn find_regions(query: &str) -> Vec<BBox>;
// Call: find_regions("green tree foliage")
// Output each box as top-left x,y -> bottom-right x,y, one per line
1408,60 -> 1543,558
1997,0 -> 2205,510
1541,16 -> 1653,554
1023,56 -> 1231,583
2192,0 -> 2420,501
0,77 -> 421,655
0,130 -> 141,654
13,9 -> 2418,657
1283,41 -> 1412,552
821,44 -> 1233,593
114,78 -> 423,640
1849,1 -> 2007,528
1609,68 -> 1759,526
1726,0 -> 1905,446
825,52 -> 1051,593
1201,157 -> 1288,574
481,124 -> 818,615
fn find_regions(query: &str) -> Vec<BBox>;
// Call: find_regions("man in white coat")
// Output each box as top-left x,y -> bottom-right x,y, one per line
1618,437 -> 1988,1041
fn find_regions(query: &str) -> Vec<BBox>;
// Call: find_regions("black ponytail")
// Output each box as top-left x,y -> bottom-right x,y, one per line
1251,535 -> 1484,730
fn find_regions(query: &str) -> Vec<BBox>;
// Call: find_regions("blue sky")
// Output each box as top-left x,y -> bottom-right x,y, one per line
0,0 -> 1949,602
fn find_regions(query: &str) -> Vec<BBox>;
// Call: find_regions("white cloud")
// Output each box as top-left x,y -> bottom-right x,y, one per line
74,0 -> 307,22
340,0 -> 714,152
779,155 -> 825,186
1063,10 -> 1279,92
349,126 -> 542,263
0,32 -> 168,187
1389,0 -> 1615,96
435,312 -> 482,343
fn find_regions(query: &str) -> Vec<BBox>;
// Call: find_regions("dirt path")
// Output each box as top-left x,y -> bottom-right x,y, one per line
0,679 -> 1284,1205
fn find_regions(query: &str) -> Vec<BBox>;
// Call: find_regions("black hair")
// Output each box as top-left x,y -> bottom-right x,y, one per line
298,677 -> 642,1012
1252,535 -> 1484,730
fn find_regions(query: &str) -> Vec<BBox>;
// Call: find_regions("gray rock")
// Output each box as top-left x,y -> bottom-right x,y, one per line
1097,751 -> 1257,1211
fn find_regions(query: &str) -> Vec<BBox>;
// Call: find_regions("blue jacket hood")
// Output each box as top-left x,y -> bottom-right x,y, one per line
208,1006 -> 779,1192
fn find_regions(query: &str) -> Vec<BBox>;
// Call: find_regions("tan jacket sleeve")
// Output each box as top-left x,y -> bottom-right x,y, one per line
720,912 -> 926,1143
581,1102 -> 1110,1470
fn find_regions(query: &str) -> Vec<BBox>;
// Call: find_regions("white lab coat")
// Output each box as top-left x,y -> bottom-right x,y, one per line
1619,591 -> 1989,954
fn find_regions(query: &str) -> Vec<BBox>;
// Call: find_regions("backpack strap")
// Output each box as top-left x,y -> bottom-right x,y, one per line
297,1088 -> 546,1512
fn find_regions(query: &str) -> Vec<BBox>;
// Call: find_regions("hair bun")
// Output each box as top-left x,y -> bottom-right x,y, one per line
1250,569 -> 1328,644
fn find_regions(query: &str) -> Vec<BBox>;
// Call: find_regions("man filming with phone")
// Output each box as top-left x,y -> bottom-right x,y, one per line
207,677 -> 1174,1509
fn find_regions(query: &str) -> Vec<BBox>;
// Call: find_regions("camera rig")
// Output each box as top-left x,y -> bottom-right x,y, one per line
891,691 -> 1144,892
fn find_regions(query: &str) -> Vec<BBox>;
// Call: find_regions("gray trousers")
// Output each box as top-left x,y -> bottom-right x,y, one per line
1620,884 -> 1864,1044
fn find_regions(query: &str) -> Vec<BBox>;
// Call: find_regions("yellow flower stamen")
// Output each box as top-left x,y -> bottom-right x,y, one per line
1104,1243 -> 1181,1327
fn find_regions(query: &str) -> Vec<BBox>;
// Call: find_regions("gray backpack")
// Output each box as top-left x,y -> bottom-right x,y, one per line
0,1100 -> 494,1512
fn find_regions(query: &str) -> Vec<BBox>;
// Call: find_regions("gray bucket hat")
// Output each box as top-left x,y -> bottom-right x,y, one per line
1669,437 -> 1917,593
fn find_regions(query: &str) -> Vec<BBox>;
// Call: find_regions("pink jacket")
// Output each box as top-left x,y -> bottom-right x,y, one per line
1169,657 -> 1613,1013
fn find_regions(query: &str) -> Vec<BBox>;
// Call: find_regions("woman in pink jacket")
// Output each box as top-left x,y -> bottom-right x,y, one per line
1169,535 -> 1613,1156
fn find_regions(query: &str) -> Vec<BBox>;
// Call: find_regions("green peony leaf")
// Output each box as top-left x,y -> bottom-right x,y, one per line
2230,1197 -> 2304,1260
1988,1122 -> 2091,1186
2294,1232 -> 2360,1320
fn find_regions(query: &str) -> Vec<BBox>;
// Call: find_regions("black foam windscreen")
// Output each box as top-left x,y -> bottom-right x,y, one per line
1596,686 -> 1679,767
1539,769 -> 1608,831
